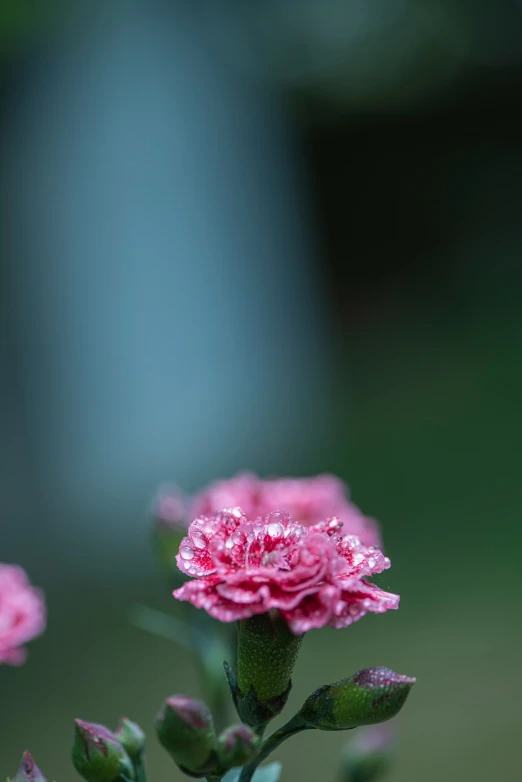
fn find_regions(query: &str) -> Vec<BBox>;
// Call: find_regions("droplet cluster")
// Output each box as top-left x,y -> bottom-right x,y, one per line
173,505 -> 399,634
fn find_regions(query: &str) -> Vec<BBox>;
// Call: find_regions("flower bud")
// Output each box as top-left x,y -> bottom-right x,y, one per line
340,725 -> 395,782
152,487 -> 188,576
12,752 -> 47,782
72,719 -> 135,782
155,695 -> 218,777
217,724 -> 261,769
115,718 -> 145,761
299,667 -> 415,731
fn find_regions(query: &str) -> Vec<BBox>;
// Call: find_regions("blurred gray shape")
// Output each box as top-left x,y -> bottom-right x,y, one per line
0,2 -> 330,571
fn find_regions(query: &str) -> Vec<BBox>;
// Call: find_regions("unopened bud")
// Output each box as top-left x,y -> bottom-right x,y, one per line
115,718 -> 145,761
72,719 -> 135,782
152,487 -> 188,575
12,752 -> 47,782
299,667 -> 415,731
217,724 -> 260,769
155,695 -> 217,776
340,725 -> 395,781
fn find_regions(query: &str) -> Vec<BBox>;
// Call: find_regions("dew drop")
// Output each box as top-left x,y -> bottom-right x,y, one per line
328,517 -> 343,530
191,531 -> 206,549
267,522 -> 284,538
225,537 -> 235,549
368,557 -> 376,568
180,546 -> 194,561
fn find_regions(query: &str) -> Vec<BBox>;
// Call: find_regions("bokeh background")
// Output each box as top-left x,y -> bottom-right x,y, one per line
1,1 -> 522,779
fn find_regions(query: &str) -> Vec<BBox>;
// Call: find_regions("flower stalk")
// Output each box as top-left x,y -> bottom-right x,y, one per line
238,714 -> 310,782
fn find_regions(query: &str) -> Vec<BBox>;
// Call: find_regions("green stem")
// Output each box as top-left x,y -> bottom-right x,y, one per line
133,755 -> 147,782
238,714 -> 311,782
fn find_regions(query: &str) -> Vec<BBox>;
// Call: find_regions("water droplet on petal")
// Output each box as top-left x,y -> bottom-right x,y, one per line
180,546 -> 194,561
191,531 -> 206,549
267,522 -> 284,538
328,517 -> 343,530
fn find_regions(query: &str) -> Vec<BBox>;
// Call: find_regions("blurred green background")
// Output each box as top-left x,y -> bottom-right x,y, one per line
1,2 -> 522,780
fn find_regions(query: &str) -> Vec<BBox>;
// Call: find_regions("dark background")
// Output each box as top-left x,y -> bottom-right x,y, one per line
1,2 -> 521,780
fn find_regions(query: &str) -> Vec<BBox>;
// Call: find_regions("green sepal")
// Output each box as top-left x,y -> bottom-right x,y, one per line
224,661 -> 293,730
236,614 -> 303,703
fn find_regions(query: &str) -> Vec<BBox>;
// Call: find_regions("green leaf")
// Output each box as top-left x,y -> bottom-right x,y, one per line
222,762 -> 282,782
128,604 -> 194,651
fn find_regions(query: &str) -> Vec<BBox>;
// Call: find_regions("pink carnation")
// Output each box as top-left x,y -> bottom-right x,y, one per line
190,473 -> 381,547
173,508 -> 398,635
0,565 -> 46,665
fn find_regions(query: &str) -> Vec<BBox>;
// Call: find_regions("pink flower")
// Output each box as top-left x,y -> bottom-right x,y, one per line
0,565 -> 46,665
191,473 -> 381,547
173,508 -> 398,635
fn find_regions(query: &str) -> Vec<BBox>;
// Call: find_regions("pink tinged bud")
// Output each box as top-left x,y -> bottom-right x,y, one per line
153,486 -> 187,529
217,724 -> 260,769
155,696 -> 218,777
298,667 -> 416,731
152,487 -> 189,575
115,718 -> 145,761
340,725 -> 395,782
12,752 -> 47,782
72,720 -> 135,782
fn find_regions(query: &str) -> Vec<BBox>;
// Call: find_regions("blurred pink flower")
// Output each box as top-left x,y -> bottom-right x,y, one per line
173,508 -> 398,635
0,565 -> 46,665
188,473 -> 381,547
